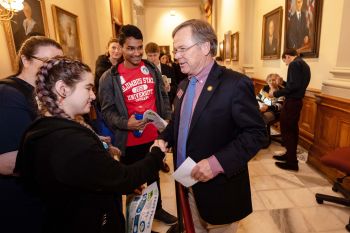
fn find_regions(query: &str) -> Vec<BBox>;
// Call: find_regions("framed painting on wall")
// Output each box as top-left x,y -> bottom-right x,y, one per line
223,32 -> 231,61
261,6 -> 283,60
159,45 -> 170,55
52,5 -> 82,60
110,0 -> 123,37
285,0 -> 323,58
231,32 -> 239,61
218,41 -> 224,61
3,0 -> 49,70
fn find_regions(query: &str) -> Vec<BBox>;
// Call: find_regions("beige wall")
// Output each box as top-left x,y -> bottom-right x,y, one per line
215,0 -> 345,90
1,0 -> 347,91
144,6 -> 201,55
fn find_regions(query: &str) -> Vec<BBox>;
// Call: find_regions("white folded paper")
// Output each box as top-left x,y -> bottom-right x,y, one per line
172,157 -> 198,187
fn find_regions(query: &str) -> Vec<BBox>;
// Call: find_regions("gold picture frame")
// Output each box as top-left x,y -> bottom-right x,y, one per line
231,32 -> 239,61
261,6 -> 283,60
285,0 -> 323,58
3,0 -> 49,70
109,0 -> 123,37
223,32 -> 231,61
52,5 -> 82,60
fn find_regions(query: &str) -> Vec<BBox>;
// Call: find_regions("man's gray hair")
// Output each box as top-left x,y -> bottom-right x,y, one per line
172,19 -> 218,56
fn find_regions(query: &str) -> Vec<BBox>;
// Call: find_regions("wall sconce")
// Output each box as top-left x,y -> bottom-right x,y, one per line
0,0 -> 24,22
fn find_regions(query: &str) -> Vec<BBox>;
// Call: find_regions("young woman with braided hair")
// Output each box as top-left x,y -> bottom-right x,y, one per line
15,56 -> 167,233
0,36 -> 63,233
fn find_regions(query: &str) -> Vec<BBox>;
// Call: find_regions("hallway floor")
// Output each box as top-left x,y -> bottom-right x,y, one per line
152,142 -> 350,233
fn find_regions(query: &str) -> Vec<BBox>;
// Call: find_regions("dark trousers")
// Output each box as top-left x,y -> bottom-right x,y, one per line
121,142 -> 162,210
280,98 -> 303,164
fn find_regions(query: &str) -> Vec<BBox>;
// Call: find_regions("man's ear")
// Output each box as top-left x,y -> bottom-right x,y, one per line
54,80 -> 69,98
201,41 -> 211,56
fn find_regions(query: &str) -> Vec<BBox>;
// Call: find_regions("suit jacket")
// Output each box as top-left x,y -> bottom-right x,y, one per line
160,63 -> 177,104
264,36 -> 278,55
288,11 -> 309,49
160,62 -> 267,224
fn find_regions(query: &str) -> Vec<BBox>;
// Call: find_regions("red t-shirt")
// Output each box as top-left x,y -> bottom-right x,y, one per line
118,61 -> 158,146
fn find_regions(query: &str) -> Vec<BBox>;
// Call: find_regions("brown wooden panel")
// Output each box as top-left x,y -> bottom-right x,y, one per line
309,94 -> 350,185
251,78 -> 265,95
298,89 -> 320,148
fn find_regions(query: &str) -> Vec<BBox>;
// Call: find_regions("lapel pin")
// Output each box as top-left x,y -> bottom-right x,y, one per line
207,86 -> 213,91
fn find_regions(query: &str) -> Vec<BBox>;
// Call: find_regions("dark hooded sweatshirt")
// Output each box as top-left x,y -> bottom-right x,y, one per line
15,117 -> 165,233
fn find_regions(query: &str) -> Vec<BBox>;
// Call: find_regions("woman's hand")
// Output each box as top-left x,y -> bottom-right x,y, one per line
151,139 -> 168,153
133,185 -> 145,195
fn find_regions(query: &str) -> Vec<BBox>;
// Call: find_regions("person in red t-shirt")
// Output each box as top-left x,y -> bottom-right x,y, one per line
98,25 -> 177,227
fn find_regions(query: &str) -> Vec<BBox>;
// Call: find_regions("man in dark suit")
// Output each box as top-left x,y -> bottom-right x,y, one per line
272,49 -> 311,171
155,19 -> 267,232
287,0 -> 309,50
145,42 -> 177,105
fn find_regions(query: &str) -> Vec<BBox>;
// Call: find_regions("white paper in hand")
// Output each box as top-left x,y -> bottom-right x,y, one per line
172,157 -> 198,187
143,110 -> 168,132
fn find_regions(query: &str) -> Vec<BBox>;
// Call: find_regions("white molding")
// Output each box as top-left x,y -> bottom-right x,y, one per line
330,67 -> 350,78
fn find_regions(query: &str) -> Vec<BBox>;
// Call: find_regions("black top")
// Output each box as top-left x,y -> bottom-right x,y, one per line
274,57 -> 311,99
0,77 -> 37,153
94,54 -> 112,93
15,117 -> 165,233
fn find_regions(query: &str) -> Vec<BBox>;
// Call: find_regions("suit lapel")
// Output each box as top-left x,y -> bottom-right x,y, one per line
174,79 -> 189,140
188,64 -> 223,135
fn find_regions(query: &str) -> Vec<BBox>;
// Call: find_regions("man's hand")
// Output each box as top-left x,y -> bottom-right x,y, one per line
191,159 -> 214,182
127,114 -> 146,130
151,139 -> 168,152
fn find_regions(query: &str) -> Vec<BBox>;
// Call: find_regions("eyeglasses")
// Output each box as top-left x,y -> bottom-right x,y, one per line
30,55 -> 49,62
172,42 -> 200,56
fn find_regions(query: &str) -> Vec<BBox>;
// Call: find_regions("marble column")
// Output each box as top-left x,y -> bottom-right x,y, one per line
321,0 -> 350,99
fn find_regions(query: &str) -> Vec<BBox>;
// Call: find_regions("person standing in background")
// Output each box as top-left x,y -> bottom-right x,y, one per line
156,19 -> 267,233
0,36 -> 63,233
98,24 -> 177,227
272,48 -> 311,171
94,38 -> 123,96
145,42 -> 177,106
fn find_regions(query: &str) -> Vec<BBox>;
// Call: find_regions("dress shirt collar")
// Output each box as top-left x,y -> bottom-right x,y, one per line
188,60 -> 214,85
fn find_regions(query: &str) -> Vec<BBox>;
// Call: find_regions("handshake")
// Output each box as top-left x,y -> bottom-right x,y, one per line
150,139 -> 168,153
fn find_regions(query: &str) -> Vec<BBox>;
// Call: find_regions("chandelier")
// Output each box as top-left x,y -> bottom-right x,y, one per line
0,0 -> 24,22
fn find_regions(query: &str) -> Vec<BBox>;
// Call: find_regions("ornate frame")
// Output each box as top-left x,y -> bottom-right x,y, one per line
231,32 -> 239,61
3,0 -> 49,70
284,0 -> 323,57
52,5 -> 82,60
261,6 -> 283,60
223,32 -> 231,61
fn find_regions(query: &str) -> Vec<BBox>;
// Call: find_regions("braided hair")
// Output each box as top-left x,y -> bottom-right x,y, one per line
36,56 -> 91,119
